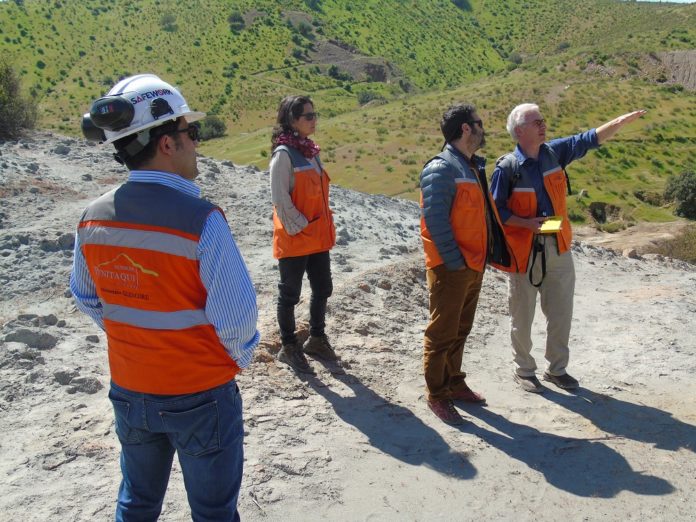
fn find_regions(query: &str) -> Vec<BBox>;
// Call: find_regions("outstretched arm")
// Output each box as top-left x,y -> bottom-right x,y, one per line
596,110 -> 647,145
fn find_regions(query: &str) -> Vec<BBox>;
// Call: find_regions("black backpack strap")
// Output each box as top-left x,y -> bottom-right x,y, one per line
495,153 -> 520,200
544,146 -> 572,196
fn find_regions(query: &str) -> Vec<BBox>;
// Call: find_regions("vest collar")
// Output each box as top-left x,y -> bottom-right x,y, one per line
444,143 -> 486,169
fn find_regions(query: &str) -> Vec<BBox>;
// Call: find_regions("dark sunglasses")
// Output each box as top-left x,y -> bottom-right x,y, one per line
299,112 -> 319,121
167,123 -> 201,142
467,119 -> 483,128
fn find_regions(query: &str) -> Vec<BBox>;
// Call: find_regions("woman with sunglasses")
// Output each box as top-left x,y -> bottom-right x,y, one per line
270,95 -> 337,374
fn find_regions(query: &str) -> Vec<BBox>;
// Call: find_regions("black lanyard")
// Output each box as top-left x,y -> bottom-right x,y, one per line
529,235 -> 547,288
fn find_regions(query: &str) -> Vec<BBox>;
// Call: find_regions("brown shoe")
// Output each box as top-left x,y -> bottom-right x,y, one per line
450,383 -> 486,404
302,335 -> 338,361
277,342 -> 315,374
427,399 -> 464,425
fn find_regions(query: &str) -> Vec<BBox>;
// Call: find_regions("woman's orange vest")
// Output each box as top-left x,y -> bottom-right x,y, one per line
420,148 -> 511,272
494,154 -> 572,273
272,145 -> 336,259
79,183 -> 239,394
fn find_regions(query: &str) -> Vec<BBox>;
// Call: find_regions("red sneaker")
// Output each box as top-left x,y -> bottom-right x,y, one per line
450,384 -> 486,404
427,399 -> 465,425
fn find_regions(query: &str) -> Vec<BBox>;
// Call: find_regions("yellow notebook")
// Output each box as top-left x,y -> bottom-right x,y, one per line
539,216 -> 563,234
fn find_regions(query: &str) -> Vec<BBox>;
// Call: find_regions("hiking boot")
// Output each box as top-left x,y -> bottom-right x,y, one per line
302,335 -> 338,361
427,399 -> 465,425
514,373 -> 545,393
543,372 -> 579,390
277,342 -> 315,374
450,383 -> 486,404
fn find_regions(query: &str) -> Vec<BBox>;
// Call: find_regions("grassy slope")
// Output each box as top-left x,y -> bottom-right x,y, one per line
1,0 -> 695,223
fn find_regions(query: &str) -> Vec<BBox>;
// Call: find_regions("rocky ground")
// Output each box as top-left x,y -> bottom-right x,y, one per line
1,132 -> 695,521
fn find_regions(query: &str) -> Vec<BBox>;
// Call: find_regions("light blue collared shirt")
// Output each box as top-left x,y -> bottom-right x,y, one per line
69,170 -> 260,369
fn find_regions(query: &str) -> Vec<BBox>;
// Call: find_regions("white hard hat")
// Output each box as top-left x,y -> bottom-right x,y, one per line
85,74 -> 205,145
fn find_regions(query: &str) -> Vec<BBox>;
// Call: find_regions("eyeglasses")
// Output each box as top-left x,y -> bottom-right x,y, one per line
467,119 -> 483,128
168,123 -> 201,142
300,112 -> 319,121
524,118 -> 546,128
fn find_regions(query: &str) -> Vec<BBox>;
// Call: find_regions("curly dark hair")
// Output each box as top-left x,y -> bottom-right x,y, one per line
270,95 -> 314,152
440,103 -> 477,143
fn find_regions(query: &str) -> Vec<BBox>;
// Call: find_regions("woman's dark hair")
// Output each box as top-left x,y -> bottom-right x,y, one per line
440,103 -> 476,143
271,95 -> 313,151
114,118 -> 182,170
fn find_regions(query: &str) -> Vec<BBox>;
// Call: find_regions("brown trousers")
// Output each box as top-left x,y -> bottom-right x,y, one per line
423,264 -> 484,401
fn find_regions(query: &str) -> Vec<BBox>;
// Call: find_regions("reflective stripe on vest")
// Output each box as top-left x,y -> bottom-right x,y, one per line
79,184 -> 239,394
79,221 -> 199,259
272,146 -> 336,259
420,154 -> 491,272
103,303 -> 210,330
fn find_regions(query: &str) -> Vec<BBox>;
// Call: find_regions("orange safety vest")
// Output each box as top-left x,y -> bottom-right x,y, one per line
494,151 -> 572,273
78,182 -> 239,394
272,145 -> 336,259
420,148 -> 512,272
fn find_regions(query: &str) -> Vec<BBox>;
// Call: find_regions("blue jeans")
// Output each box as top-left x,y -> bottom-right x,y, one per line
108,380 -> 244,522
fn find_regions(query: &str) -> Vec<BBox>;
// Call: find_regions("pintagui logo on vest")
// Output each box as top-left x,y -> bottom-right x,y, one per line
94,253 -> 159,296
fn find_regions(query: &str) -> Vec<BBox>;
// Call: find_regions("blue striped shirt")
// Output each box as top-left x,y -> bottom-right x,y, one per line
69,170 -> 260,368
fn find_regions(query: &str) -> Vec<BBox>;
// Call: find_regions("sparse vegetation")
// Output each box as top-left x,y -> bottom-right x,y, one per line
646,225 -> 696,264
0,61 -> 37,140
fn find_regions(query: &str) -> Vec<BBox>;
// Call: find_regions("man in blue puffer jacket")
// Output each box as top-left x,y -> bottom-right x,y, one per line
420,103 -> 513,425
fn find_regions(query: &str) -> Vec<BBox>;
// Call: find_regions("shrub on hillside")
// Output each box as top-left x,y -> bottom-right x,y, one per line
664,170 -> 696,219
228,11 -> 245,32
0,62 -> 37,141
199,115 -> 226,141
327,65 -> 351,81
160,13 -> 178,32
451,0 -> 472,10
633,189 -> 663,206
357,90 -> 386,105
305,0 -> 322,12
298,22 -> 314,39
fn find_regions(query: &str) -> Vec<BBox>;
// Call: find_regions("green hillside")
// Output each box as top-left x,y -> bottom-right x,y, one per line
1,0 -> 695,224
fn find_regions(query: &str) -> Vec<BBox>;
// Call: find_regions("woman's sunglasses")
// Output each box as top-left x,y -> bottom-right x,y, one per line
299,112 -> 319,121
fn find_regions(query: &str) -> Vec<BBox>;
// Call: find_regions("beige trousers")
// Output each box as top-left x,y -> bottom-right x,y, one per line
508,235 -> 575,377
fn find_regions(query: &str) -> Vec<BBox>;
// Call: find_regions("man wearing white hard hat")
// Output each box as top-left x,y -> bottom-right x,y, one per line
71,74 -> 259,521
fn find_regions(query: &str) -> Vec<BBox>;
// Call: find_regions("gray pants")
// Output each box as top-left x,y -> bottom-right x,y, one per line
508,235 -> 575,377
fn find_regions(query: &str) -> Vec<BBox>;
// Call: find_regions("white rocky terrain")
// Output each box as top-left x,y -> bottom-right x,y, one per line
1,132 -> 695,521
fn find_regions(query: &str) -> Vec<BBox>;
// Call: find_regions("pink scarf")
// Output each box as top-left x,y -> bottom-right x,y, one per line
275,132 -> 321,159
